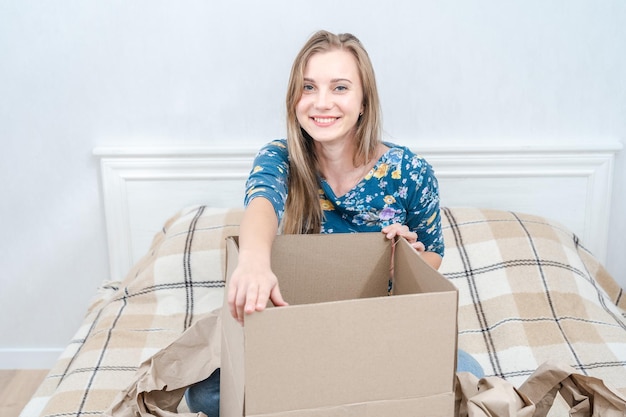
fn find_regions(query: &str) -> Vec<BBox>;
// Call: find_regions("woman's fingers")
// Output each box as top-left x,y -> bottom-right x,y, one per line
228,271 -> 287,325
382,224 -> 426,252
411,241 -> 426,253
270,285 -> 289,308
382,224 -> 418,243
245,282 -> 261,315
227,281 -> 244,324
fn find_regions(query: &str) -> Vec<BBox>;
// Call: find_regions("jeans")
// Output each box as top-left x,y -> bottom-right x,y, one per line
185,368 -> 220,417
457,349 -> 484,378
185,350 -> 483,415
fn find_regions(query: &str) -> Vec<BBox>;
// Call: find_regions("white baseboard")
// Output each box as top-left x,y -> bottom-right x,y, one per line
0,348 -> 63,369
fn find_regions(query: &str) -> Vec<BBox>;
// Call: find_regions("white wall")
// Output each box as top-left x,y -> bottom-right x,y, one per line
1,1 -> 624,368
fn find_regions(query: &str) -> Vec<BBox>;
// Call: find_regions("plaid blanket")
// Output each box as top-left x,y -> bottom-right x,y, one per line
441,207 -> 626,392
19,206 -> 626,417
20,206 -> 243,417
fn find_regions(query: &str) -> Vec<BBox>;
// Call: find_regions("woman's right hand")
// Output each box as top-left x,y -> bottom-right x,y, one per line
226,197 -> 288,325
227,260 -> 288,325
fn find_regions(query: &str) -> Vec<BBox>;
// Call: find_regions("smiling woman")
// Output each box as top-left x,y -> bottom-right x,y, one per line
185,29 -> 465,416
231,31 -> 446,320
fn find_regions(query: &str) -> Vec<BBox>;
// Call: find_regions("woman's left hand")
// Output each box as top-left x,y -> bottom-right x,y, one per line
381,223 -> 426,252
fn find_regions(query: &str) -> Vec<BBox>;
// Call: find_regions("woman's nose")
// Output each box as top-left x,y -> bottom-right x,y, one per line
314,91 -> 332,109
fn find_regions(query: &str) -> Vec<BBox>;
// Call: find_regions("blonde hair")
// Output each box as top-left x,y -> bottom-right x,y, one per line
282,30 -> 382,234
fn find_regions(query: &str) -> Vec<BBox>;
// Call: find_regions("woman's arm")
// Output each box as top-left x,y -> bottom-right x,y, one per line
419,251 -> 443,270
227,197 -> 288,325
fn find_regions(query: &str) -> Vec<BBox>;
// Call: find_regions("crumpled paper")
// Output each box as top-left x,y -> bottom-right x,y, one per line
456,361 -> 626,417
104,310 -> 221,417
104,308 -> 626,417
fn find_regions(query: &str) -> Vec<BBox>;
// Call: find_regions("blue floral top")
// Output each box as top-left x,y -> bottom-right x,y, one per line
244,139 -> 444,256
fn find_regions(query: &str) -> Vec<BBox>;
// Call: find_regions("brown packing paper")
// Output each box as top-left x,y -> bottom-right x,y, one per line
103,309 -> 626,417
455,373 -> 535,417
456,361 -> 626,417
104,310 -> 222,417
519,361 -> 626,417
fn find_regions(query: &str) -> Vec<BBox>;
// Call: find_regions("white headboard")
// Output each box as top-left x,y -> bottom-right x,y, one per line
95,144 -> 619,283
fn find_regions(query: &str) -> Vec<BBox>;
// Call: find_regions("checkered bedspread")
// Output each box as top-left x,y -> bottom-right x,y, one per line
19,206 -> 626,417
440,207 -> 626,390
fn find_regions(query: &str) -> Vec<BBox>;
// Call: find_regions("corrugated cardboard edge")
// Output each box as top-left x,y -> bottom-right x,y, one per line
394,237 -> 459,390
221,237 -> 245,416
243,392 -> 455,417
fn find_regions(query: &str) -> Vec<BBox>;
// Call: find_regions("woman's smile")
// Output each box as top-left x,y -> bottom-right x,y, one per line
311,116 -> 340,126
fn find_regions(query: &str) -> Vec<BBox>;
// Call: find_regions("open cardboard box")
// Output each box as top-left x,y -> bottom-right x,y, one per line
221,233 -> 458,417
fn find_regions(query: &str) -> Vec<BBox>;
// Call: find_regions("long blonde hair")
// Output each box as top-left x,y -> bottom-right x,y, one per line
282,30 -> 382,234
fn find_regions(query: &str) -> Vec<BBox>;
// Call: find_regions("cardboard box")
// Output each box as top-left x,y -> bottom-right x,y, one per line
221,233 -> 458,417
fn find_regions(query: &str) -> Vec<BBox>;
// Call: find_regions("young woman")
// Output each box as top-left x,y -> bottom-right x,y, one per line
186,30 -> 482,416
228,30 -> 444,324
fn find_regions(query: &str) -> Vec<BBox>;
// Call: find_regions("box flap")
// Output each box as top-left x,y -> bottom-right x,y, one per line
221,237 -> 246,415
393,237 -> 458,295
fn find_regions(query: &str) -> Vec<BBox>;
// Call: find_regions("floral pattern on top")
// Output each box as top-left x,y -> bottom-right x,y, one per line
244,139 -> 444,256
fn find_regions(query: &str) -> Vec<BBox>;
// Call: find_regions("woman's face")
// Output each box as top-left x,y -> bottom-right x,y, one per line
296,49 -> 364,145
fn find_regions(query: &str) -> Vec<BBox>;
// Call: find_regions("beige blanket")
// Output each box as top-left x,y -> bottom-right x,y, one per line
19,206 -> 626,417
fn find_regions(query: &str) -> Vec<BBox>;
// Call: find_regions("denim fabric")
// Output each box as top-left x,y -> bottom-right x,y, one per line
185,368 -> 220,417
457,349 -> 485,378
184,350 -> 484,416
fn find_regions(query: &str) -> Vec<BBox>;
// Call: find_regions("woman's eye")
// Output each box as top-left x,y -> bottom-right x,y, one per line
334,85 -> 348,92
303,84 -> 314,92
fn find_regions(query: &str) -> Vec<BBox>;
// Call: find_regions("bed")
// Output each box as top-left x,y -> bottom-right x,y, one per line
19,144 -> 626,416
